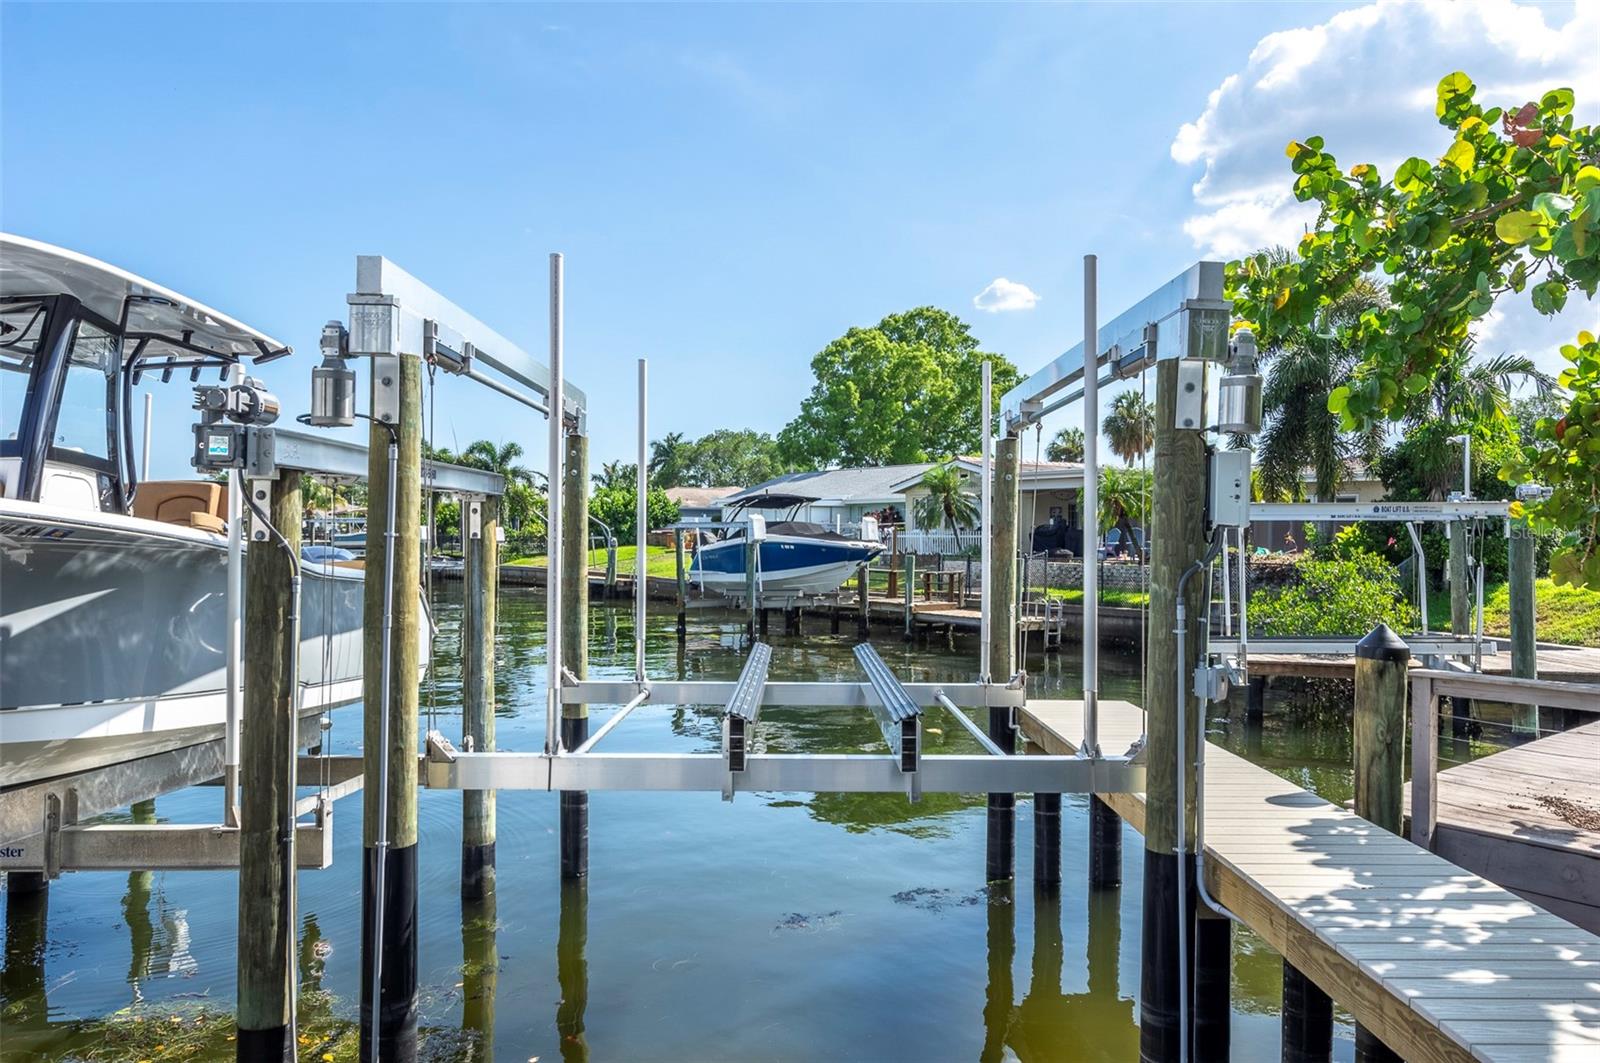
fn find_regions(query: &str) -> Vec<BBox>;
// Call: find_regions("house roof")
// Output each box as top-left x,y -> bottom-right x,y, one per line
888,457 -> 1085,493
665,486 -> 742,509
723,463 -> 936,507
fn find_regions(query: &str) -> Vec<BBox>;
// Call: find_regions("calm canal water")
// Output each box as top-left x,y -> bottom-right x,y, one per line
2,583 -> 1366,1061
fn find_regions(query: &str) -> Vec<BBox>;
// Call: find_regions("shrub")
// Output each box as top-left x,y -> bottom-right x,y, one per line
1250,548 -> 1418,638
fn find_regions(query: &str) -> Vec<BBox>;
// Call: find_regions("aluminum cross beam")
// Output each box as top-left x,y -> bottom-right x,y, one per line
424,749 -> 1146,797
855,644 -> 922,780
562,679 -> 1025,709
1249,500 -> 1510,522
1001,261 -> 1227,430
723,642 -> 772,778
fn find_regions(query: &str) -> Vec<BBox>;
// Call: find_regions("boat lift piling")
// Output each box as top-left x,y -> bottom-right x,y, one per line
461,494 -> 499,900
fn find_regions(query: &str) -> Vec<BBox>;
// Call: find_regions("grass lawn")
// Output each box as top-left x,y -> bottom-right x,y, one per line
1040,586 -> 1150,609
1427,578 -> 1600,647
510,544 -> 684,579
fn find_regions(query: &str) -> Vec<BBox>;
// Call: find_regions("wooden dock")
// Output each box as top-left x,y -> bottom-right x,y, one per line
1020,699 -> 1600,1062
1408,719 -> 1600,934
1247,642 -> 1600,683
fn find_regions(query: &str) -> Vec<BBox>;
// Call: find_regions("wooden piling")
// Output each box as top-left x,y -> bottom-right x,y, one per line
360,355 -> 422,1063
1194,915 -> 1231,1061
1281,962 -> 1333,1063
1509,519 -> 1540,736
903,551 -> 915,640
1139,357 -> 1207,1063
461,496 -> 498,900
1352,623 -> 1407,1063
237,473 -> 301,1060
560,430 -> 590,880
856,563 -> 869,636
1032,790 -> 1061,891
1089,795 -> 1122,889
1246,675 -> 1266,725
674,530 -> 688,641
987,433 -> 1020,884
1448,521 -> 1472,738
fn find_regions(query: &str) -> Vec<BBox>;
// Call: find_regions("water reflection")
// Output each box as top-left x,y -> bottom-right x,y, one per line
3,879 -> 50,1031
556,880 -> 588,1062
460,894 -> 497,1059
984,885 -> 1139,1061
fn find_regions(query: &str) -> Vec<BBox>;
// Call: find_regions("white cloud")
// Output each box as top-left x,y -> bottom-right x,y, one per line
973,277 -> 1040,313
1171,0 -> 1599,375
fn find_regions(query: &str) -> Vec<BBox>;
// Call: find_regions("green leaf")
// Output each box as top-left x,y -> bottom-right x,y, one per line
1531,280 -> 1569,315
1327,386 -> 1350,414
1495,210 -> 1545,244
1403,373 -> 1428,395
1442,139 -> 1475,172
1395,157 -> 1431,193
1574,165 -> 1600,193
1540,87 -> 1575,116
1436,71 -> 1475,118
1532,192 -> 1575,220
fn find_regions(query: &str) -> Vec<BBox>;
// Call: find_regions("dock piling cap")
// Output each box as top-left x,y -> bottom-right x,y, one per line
1355,622 -> 1410,662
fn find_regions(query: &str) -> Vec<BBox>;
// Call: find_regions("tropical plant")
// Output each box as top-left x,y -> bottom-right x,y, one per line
1250,549 -> 1420,638
1101,390 -> 1154,465
777,307 -> 1022,467
1046,426 -> 1085,463
1253,262 -> 1390,500
592,460 -> 636,490
460,440 -> 535,485
648,432 -> 692,488
1097,465 -> 1151,563
911,463 -> 979,550
1227,72 -> 1600,586
589,484 -> 679,544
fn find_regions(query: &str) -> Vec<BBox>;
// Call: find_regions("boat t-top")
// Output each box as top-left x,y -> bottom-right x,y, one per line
0,233 -> 416,788
689,491 -> 883,598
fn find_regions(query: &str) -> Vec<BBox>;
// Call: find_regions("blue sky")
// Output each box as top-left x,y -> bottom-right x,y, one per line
3,1 -> 1594,479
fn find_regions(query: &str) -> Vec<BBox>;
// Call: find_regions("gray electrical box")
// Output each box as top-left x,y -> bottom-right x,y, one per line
1208,448 -> 1252,529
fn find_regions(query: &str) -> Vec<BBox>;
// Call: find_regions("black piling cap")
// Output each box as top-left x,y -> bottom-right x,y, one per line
1355,622 -> 1410,662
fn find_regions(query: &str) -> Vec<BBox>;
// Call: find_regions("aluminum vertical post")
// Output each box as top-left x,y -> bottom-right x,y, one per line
636,358 -> 647,683
980,360 -> 993,683
546,253 -> 565,755
1082,253 -> 1101,758
140,392 -> 153,479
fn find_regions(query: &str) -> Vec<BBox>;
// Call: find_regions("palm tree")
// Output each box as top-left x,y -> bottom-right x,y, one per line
912,463 -> 980,550
1046,426 -> 1085,463
648,432 -> 692,488
460,440 -> 536,485
1101,390 -> 1154,464
1255,270 -> 1389,501
1097,465 -> 1151,563
592,460 -> 636,490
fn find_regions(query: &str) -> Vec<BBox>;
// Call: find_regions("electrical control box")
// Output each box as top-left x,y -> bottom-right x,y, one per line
193,423 -> 248,471
1208,448 -> 1252,529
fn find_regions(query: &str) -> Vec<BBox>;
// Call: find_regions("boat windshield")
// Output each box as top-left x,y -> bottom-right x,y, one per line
1,300 -> 47,448
54,322 -> 118,461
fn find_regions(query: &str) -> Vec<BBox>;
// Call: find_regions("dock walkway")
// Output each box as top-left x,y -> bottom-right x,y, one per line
1247,642 -> 1600,683
1411,719 -> 1600,933
1020,699 -> 1600,1062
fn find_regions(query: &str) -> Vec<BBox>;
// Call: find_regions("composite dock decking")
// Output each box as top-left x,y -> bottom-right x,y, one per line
1019,699 -> 1600,1062
1409,720 -> 1600,934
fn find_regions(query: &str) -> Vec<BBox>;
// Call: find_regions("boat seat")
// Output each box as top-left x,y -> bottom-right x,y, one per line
133,480 -> 228,533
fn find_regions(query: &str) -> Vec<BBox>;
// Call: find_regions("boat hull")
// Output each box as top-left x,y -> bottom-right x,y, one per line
0,502 -> 413,788
691,534 -> 882,596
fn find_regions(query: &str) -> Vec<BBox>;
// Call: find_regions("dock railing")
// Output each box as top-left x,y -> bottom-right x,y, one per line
1408,669 -> 1600,850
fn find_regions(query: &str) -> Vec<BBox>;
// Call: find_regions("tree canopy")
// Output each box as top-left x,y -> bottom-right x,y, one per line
1228,71 -> 1600,588
777,307 -> 1022,468
651,428 -> 791,488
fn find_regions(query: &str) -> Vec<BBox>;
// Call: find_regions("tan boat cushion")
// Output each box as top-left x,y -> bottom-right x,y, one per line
134,480 -> 227,530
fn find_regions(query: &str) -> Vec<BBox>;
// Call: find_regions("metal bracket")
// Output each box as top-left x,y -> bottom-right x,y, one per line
468,499 -> 483,541
245,478 -> 272,541
370,354 -> 401,426
1175,359 -> 1204,430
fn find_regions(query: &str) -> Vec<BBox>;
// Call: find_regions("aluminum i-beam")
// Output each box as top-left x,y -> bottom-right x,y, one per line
723,642 -> 772,776
854,645 -> 922,799
562,679 -> 1025,710
1001,261 -> 1227,430
250,427 -> 505,495
1249,500 -> 1510,522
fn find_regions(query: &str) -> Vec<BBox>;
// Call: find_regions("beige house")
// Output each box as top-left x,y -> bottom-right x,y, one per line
891,458 -> 1085,553
1251,464 -> 1387,552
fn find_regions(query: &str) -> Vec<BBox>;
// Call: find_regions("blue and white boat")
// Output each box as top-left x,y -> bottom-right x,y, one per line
690,492 -> 883,597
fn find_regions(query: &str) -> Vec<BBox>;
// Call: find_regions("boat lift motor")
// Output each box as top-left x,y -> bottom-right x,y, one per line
307,320 -> 356,428
191,377 -> 282,472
